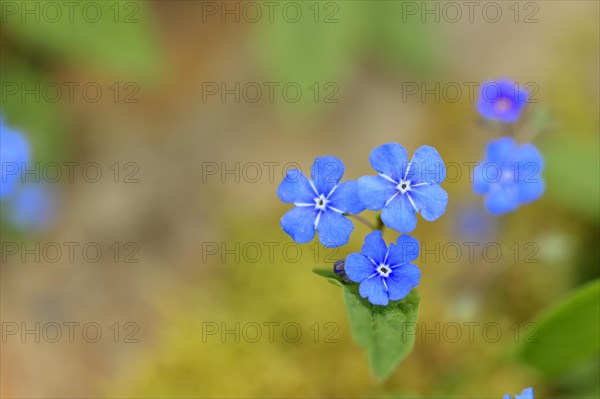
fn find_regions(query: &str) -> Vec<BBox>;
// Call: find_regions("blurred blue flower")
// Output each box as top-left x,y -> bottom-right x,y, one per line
4,183 -> 57,232
278,156 -> 365,248
473,137 -> 544,215
503,387 -> 534,399
357,143 -> 448,233
1,115 -> 30,199
454,203 -> 497,243
477,79 -> 529,123
345,231 -> 420,306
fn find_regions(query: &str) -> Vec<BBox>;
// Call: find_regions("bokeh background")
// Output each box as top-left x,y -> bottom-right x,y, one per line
1,1 -> 598,398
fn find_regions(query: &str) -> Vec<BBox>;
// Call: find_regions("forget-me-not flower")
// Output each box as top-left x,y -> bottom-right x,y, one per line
1,116 -> 30,199
473,137 -> 544,215
345,230 -> 420,306
357,143 -> 448,233
278,156 -> 365,248
5,183 -> 57,232
477,79 -> 529,123
503,387 -> 534,399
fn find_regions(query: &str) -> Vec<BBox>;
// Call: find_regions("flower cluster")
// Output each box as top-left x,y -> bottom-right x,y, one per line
474,79 -> 545,214
277,143 -> 448,305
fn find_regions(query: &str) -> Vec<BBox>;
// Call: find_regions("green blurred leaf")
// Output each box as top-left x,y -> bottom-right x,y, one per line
541,134 -> 600,220
1,0 -> 161,80
0,57 -> 67,163
517,279 -> 600,375
259,1 -> 365,84
315,271 -> 420,380
367,1 -> 443,76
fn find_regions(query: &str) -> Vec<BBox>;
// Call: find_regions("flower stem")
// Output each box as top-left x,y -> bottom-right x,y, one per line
349,214 -> 377,230
349,214 -> 385,231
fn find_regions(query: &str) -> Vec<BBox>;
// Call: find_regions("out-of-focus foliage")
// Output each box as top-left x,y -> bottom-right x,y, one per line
1,0 -> 162,80
517,279 -> 600,375
542,135 -> 600,221
258,0 -> 443,114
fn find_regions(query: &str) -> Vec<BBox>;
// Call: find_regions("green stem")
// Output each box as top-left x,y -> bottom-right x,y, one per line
349,214 -> 377,230
348,214 -> 385,231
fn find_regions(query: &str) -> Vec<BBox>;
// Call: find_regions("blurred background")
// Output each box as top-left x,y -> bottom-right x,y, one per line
0,1 -> 598,398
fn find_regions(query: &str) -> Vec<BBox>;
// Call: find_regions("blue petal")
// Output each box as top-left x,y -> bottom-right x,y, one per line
0,126 -> 31,199
409,184 -> 448,221
516,143 -> 544,171
387,234 -> 420,266
369,142 -> 408,181
328,180 -> 365,214
6,184 -> 57,232
359,276 -> 389,306
345,253 -> 375,282
311,156 -> 344,195
381,195 -> 417,232
518,179 -> 544,203
357,175 -> 396,210
485,137 -> 517,164
277,169 -> 316,204
316,210 -> 353,248
387,264 -> 420,301
476,96 -> 497,120
503,395 -> 512,399
360,230 -> 388,264
406,145 -> 446,185
280,206 -> 316,243
484,186 -> 520,215
515,388 -> 534,399
472,162 -> 490,194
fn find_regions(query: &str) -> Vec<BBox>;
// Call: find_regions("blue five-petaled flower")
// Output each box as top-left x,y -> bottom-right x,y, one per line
345,231 -> 421,306
278,156 -> 365,248
357,143 -> 448,233
473,137 -> 544,215
504,387 -> 534,399
477,79 -> 529,123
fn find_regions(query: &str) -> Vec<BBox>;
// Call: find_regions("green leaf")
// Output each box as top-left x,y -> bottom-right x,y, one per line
314,271 -> 420,380
0,57 -> 68,163
257,1 -> 367,115
541,134 -> 600,220
367,2 -> 444,76
1,0 -> 162,80
517,279 -> 600,375
312,268 -> 342,287
343,286 -> 420,380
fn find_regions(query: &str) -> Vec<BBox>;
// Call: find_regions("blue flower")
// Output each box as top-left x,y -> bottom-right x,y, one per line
345,231 -> 421,306
477,79 -> 529,123
473,137 -> 544,215
357,143 -> 448,233
4,183 -> 57,232
278,156 -> 365,248
1,116 -> 30,199
503,387 -> 534,399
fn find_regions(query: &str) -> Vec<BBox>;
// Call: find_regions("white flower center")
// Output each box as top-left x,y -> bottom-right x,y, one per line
314,194 -> 329,211
500,169 -> 515,183
396,180 -> 411,194
376,264 -> 391,278
494,98 -> 512,113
